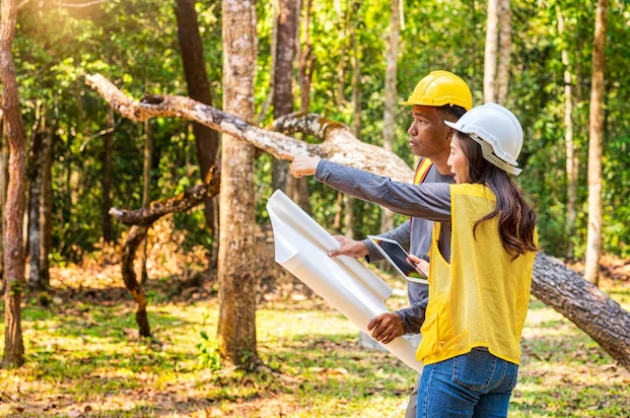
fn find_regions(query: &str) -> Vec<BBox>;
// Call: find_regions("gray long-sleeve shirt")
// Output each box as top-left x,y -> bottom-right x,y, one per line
315,159 -> 454,334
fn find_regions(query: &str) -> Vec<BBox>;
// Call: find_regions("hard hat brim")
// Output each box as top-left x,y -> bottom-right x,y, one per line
445,120 -> 522,176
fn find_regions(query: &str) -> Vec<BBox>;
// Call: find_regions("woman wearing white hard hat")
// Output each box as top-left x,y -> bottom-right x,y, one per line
289,103 -> 537,418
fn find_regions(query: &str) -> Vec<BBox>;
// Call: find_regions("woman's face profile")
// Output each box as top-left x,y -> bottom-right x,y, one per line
447,136 -> 470,184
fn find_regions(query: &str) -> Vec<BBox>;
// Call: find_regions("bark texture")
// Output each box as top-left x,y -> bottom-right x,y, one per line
87,76 -> 630,371
496,0 -> 511,106
557,8 -> 577,260
584,0 -> 609,285
174,0 -> 220,234
271,0 -> 299,193
483,0 -> 499,103
0,0 -> 26,368
217,0 -> 260,369
532,253 -> 630,370
380,0 -> 399,234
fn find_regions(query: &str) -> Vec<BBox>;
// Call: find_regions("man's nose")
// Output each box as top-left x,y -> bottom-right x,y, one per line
407,123 -> 415,135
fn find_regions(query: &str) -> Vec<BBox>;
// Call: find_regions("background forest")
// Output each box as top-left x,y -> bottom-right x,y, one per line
0,0 -> 629,417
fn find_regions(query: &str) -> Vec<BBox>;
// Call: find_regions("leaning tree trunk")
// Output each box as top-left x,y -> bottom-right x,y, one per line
584,0 -> 608,286
85,75 -> 630,372
496,0 -> 511,106
557,7 -> 578,261
174,0 -> 220,235
380,0 -> 399,235
216,0 -> 260,369
0,0 -> 26,368
483,0 -> 499,103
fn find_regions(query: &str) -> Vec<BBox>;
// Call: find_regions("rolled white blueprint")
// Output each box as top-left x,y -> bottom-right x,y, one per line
267,190 -> 423,373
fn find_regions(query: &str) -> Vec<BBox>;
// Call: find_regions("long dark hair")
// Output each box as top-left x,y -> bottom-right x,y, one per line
456,132 -> 537,258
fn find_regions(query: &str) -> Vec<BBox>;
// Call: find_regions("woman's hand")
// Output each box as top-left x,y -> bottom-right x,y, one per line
407,254 -> 430,276
288,155 -> 321,178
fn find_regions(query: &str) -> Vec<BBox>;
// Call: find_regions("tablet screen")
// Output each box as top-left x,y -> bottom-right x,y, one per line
370,238 -> 427,280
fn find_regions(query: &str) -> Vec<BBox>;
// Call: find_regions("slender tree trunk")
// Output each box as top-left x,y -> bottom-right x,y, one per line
102,108 -> 114,243
291,0 -> 314,213
174,0 -> 220,236
141,120 -> 152,284
39,123 -> 53,287
272,0 -> 299,193
380,0 -> 399,234
584,0 -> 609,286
345,16 -> 361,239
483,0 -> 499,103
496,0 -> 511,106
27,106 -> 45,290
557,8 -> 577,261
217,0 -> 260,369
333,191 -> 343,232
1,0 -> 27,368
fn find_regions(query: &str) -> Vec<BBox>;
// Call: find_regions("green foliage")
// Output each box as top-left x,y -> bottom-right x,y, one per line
11,0 -> 630,262
197,330 -> 222,372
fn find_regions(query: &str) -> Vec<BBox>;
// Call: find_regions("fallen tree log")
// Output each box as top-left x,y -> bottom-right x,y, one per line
86,73 -> 630,371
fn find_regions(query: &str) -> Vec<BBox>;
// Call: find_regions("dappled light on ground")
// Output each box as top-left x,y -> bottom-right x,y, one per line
0,265 -> 629,417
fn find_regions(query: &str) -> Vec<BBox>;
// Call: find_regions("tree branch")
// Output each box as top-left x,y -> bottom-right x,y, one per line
110,166 -> 221,226
54,0 -> 111,8
85,73 -> 413,183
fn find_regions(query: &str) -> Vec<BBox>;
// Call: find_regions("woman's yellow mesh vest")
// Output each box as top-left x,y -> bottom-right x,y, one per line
416,184 -> 536,366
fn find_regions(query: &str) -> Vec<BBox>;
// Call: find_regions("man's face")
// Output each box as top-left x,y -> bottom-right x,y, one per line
407,105 -> 453,157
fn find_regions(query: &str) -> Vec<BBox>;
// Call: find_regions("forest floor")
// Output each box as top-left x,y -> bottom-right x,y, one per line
0,260 -> 629,418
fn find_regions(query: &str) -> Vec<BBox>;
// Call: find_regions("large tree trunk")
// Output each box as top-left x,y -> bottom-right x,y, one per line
217,0 -> 260,369
584,0 -> 608,286
86,77 -> 630,371
271,0 -> 299,193
27,106 -> 45,291
102,108 -> 114,243
380,0 -> 399,235
557,8 -> 577,261
0,0 -> 26,368
496,0 -> 511,106
174,0 -> 220,235
483,0 -> 499,103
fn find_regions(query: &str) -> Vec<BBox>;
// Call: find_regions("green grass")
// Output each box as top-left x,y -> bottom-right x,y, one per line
0,277 -> 629,417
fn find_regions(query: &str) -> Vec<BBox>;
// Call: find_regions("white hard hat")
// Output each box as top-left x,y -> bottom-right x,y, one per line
444,103 -> 524,176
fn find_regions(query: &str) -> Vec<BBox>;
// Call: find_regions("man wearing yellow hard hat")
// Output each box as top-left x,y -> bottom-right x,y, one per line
325,70 -> 473,417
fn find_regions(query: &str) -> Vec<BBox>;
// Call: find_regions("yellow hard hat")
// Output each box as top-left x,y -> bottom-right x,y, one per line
400,70 -> 473,111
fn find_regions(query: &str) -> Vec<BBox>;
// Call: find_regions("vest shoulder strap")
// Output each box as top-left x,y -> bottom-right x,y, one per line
413,158 -> 433,185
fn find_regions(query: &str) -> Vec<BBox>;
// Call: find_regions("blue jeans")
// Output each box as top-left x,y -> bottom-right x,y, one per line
416,348 -> 518,418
